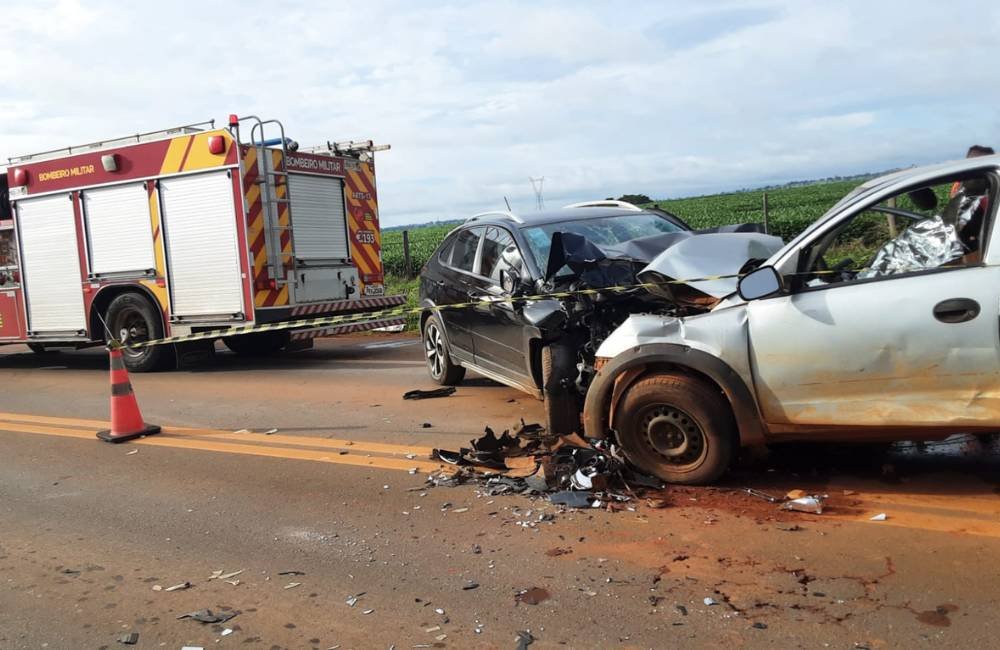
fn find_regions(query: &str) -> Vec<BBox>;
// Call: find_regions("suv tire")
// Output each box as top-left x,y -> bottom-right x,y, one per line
422,313 -> 465,385
616,373 -> 734,485
542,343 -> 581,435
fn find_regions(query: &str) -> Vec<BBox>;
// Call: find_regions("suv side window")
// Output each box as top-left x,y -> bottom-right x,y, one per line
450,227 -> 483,273
437,232 -> 458,264
479,227 -> 520,282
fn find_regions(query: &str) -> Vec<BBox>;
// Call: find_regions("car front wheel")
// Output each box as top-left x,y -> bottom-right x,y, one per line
616,373 -> 735,485
422,314 -> 465,385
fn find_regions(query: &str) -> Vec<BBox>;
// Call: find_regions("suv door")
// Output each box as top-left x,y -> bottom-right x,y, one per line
466,226 -> 535,389
746,172 -> 1000,431
434,226 -> 484,360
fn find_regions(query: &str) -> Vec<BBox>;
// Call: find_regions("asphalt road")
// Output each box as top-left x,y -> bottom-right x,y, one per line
2,335 -> 1000,649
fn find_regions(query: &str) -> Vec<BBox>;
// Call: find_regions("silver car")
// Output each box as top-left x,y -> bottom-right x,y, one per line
583,155 -> 1000,484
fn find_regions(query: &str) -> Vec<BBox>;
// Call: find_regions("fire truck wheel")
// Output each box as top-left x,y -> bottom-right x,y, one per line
422,314 -> 465,385
105,292 -> 170,372
222,331 -> 290,356
27,343 -> 56,354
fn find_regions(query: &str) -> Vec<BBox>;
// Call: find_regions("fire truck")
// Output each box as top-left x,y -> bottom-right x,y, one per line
0,115 -> 405,370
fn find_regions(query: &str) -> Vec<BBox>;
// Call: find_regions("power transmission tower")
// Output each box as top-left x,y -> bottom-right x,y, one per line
529,176 -> 545,210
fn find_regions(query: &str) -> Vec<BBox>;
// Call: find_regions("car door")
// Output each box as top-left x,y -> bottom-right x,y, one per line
747,173 -> 1000,431
435,226 -> 483,360
467,226 -> 535,388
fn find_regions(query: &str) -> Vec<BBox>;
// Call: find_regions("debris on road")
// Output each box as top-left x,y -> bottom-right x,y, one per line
125,449 -> 138,455
207,569 -> 244,581
515,587 -> 550,605
346,592 -> 366,607
428,421 -> 663,510
278,570 -> 305,576
284,582 -> 302,589
263,428 -> 278,435
421,422 -> 433,428
515,630 -> 535,649
744,488 -> 780,503
164,581 -> 191,592
462,580 -> 480,590
785,489 -> 808,500
177,609 -> 239,624
221,628 -> 233,636
403,387 -> 456,400
117,631 -> 138,645
703,597 -> 718,606
782,496 -> 825,514
870,513 -> 888,521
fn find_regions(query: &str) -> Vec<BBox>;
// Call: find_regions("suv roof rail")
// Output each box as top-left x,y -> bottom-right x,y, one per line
563,200 -> 643,212
466,210 -> 524,224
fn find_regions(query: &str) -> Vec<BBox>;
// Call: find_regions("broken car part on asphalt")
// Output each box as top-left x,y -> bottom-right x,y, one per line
403,387 -> 456,400
428,421 -> 664,508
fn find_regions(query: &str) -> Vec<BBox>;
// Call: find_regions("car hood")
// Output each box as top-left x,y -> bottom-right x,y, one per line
636,232 -> 784,301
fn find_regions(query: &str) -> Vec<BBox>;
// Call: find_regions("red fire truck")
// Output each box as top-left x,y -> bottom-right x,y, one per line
0,115 -> 405,370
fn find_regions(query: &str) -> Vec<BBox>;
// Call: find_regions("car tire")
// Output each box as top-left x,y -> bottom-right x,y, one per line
106,292 -> 171,372
542,344 -> 581,435
222,331 -> 289,357
616,373 -> 735,485
422,313 -> 465,385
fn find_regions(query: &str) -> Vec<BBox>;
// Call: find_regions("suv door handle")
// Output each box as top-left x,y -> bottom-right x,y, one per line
933,298 -> 980,323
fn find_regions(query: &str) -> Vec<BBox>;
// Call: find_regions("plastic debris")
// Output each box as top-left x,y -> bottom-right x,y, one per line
177,609 -> 239,624
117,632 -> 139,645
781,496 -> 824,514
208,569 -> 244,581
462,580 -> 480,590
870,513 -> 888,521
278,570 -> 305,576
263,428 -> 278,435
703,597 -> 718,606
549,491 -> 593,508
125,449 -> 139,455
362,608 -> 374,615
181,647 -> 204,650
516,630 -> 535,649
284,582 -> 301,589
785,489 -> 807,500
164,581 -> 191,592
403,387 -> 456,400
221,629 -> 233,636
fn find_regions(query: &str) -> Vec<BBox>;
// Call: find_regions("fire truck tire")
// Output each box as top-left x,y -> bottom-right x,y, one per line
27,343 -> 55,354
105,292 -> 170,373
222,331 -> 289,356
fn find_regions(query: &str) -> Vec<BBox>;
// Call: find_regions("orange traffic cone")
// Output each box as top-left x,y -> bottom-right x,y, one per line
96,346 -> 161,443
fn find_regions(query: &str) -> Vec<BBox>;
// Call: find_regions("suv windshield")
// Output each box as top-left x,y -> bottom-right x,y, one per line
521,213 -> 686,271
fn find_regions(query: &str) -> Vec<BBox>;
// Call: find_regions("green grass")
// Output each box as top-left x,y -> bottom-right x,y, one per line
384,274 -> 421,331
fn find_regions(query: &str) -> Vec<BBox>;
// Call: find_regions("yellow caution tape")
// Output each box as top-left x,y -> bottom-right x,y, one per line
123,265 -> 900,350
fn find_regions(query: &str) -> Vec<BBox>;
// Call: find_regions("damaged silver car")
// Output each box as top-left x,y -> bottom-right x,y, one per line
585,157 -> 1000,484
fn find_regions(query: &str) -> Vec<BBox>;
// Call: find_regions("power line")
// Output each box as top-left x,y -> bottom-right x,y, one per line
529,176 -> 545,210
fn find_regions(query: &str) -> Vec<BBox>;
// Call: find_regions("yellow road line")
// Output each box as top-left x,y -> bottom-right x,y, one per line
0,420 -> 449,474
0,412 -> 437,457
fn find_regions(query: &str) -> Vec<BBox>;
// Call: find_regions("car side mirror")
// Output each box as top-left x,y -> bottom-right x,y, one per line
737,266 -> 783,301
500,268 -> 523,295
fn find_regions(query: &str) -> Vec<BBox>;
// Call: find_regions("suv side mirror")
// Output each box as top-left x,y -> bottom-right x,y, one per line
500,267 -> 523,295
738,266 -> 783,301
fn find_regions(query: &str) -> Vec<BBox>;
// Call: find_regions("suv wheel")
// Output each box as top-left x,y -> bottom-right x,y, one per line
616,373 -> 734,485
542,344 -> 581,435
422,314 -> 465,385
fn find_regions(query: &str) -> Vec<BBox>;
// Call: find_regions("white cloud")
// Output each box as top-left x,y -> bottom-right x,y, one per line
0,1 -> 997,225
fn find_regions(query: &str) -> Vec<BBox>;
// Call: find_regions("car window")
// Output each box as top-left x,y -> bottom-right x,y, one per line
437,232 -> 458,264
796,172 -> 993,289
522,212 -> 686,272
479,227 -> 520,282
449,227 -> 482,272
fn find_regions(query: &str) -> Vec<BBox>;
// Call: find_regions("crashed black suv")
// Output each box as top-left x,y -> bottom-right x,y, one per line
418,200 -> 781,435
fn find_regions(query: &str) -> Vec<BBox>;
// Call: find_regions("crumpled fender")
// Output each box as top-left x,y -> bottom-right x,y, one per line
582,342 -> 766,447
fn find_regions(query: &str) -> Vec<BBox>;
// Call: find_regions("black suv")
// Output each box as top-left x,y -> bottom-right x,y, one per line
418,201 -> 691,434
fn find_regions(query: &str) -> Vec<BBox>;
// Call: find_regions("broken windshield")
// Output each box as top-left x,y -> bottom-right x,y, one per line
522,213 -> 686,272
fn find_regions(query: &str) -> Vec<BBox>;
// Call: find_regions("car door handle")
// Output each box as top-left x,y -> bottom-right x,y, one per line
933,298 -> 980,323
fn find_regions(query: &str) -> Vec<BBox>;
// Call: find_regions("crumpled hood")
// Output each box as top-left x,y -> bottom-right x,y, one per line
636,232 -> 784,301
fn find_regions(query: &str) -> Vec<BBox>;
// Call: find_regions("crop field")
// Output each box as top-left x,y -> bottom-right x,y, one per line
380,178 -> 868,277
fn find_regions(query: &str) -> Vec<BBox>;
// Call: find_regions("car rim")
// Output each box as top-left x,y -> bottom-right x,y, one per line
638,405 -> 707,469
425,322 -> 445,378
114,308 -> 150,359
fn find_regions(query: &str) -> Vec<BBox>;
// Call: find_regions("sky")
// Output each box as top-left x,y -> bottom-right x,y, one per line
1,0 -> 998,227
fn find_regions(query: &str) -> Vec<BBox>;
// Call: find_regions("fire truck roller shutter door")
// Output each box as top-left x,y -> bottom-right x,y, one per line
83,183 -> 156,275
160,171 -> 244,318
16,193 -> 87,333
287,173 -> 350,260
